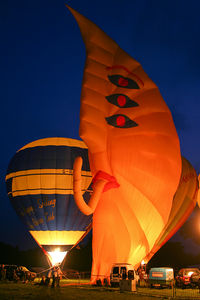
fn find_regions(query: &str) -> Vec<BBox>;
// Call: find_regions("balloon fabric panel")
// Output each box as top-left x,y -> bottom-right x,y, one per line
197,175 -> 200,208
145,156 -> 198,263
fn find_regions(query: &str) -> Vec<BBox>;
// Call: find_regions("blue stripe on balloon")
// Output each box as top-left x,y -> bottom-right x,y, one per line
7,146 -> 90,173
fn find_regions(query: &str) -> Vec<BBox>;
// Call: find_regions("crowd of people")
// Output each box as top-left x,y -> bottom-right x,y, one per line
37,265 -> 62,288
0,264 -> 62,288
0,264 -> 35,282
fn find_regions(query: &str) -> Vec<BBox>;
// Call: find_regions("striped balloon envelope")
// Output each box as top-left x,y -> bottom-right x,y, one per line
5,137 -> 92,265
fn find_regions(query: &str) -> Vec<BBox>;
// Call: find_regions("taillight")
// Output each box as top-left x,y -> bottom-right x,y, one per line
183,276 -> 190,282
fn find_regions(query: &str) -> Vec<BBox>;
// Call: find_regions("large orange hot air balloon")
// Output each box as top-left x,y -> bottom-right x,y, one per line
66,6 -> 185,283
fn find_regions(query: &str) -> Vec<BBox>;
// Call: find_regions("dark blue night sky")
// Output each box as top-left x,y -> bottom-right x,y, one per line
0,0 -> 200,252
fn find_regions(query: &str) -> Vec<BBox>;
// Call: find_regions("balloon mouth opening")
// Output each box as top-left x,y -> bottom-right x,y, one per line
47,248 -> 67,266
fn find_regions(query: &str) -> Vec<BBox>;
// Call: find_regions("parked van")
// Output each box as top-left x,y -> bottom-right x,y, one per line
149,267 -> 174,288
110,263 -> 139,287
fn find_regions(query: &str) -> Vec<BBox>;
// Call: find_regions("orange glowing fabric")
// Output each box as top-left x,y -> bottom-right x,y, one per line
197,175 -> 200,208
145,156 -> 198,263
67,6 -> 183,282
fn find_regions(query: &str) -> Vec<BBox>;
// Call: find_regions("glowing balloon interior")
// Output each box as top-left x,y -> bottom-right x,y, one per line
6,137 -> 92,266
48,248 -> 68,266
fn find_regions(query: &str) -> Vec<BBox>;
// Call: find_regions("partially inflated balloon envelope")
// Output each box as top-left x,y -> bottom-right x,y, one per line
67,6 -> 192,282
6,138 -> 92,266
145,156 -> 198,263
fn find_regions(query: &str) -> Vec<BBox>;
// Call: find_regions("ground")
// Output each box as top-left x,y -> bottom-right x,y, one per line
1,279 -> 200,299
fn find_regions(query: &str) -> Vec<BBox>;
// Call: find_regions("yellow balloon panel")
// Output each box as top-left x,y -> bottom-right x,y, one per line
30,230 -> 86,246
8,169 -> 91,197
19,137 -> 88,151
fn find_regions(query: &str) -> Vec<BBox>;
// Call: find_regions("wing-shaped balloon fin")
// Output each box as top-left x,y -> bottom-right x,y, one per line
145,157 -> 198,263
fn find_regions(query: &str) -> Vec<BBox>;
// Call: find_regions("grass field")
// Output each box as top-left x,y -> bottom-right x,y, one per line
0,280 -> 155,300
1,279 -> 200,299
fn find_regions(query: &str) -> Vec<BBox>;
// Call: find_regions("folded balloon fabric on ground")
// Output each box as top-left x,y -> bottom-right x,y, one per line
68,6 -> 198,283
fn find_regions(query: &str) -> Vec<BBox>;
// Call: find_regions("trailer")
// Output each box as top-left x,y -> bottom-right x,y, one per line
149,267 -> 174,288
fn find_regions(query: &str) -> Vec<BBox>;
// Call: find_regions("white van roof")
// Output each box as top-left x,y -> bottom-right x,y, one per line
112,263 -> 133,266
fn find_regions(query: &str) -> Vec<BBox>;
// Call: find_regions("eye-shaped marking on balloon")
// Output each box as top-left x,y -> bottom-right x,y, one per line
105,114 -> 138,128
105,94 -> 139,108
106,65 -> 144,87
108,75 -> 140,89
